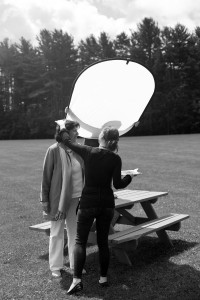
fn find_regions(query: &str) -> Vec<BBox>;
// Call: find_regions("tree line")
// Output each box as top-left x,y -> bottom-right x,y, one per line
0,17 -> 200,139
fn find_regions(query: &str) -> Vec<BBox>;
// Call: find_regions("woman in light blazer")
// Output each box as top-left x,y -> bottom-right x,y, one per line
40,120 -> 84,278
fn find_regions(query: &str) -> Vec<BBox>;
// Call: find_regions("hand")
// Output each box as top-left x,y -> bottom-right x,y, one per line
41,202 -> 50,213
55,119 -> 66,130
133,121 -> 140,128
65,106 -> 69,115
55,210 -> 65,221
43,211 -> 50,220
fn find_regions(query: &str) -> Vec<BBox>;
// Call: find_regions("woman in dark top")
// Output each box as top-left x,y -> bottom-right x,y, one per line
59,125 -> 135,295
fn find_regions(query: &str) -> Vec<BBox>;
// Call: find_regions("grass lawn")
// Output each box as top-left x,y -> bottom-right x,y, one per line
0,134 -> 199,300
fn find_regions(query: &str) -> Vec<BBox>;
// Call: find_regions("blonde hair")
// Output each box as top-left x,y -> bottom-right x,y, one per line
99,127 -> 119,152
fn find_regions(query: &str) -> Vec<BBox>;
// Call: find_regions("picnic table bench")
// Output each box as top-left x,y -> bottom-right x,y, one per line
29,189 -> 189,266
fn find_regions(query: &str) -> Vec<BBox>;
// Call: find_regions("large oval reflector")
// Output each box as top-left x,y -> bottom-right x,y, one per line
67,59 -> 155,138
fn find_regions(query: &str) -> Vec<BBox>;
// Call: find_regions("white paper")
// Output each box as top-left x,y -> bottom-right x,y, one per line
121,169 -> 142,176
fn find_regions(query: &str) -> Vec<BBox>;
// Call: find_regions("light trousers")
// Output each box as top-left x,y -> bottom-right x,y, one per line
49,197 -> 79,271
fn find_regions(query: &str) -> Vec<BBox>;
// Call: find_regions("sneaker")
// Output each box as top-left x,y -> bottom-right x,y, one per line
52,270 -> 61,278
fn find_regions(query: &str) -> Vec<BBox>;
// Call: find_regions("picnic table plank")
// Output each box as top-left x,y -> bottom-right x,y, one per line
115,189 -> 168,199
109,213 -> 189,244
109,215 -> 173,240
114,190 -> 168,208
29,221 -> 51,232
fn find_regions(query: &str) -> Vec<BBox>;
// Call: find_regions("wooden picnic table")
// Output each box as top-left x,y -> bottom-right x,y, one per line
88,189 -> 189,265
114,189 -> 171,246
29,189 -> 189,266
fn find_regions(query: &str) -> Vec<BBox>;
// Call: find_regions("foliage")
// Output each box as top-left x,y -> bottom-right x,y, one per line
0,18 -> 200,139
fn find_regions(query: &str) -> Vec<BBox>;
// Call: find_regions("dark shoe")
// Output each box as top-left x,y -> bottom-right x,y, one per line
67,282 -> 83,295
99,281 -> 109,287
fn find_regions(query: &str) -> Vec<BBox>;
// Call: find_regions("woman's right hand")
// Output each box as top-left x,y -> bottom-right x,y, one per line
42,211 -> 50,220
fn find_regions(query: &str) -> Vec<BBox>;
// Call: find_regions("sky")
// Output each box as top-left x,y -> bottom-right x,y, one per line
1,0 -> 200,46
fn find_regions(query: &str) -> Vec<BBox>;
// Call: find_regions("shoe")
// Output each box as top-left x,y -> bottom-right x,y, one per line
67,282 -> 83,295
99,280 -> 109,287
52,270 -> 61,278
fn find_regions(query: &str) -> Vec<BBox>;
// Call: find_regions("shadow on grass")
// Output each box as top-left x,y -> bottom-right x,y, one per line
127,236 -> 198,263
38,252 -> 49,261
58,237 -> 200,299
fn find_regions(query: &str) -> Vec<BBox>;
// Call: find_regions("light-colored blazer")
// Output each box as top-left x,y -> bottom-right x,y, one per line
40,142 -> 84,220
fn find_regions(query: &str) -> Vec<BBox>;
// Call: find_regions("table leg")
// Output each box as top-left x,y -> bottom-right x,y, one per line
141,200 -> 173,247
111,210 -> 120,227
111,247 -> 133,266
109,213 -> 133,266
116,207 -> 136,224
116,207 -> 149,225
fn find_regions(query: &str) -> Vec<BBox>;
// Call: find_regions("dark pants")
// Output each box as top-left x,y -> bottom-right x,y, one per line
73,207 -> 114,279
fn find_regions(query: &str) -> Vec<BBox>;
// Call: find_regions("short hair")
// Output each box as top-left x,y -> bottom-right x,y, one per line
55,120 -> 80,142
99,126 -> 119,152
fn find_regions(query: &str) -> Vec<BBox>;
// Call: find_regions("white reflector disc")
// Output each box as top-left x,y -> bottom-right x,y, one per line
67,59 -> 155,138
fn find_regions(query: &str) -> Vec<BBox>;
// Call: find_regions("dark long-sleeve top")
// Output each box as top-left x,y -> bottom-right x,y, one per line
60,130 -> 132,209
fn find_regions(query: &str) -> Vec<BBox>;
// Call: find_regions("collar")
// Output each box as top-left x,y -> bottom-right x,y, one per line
58,142 -> 72,153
